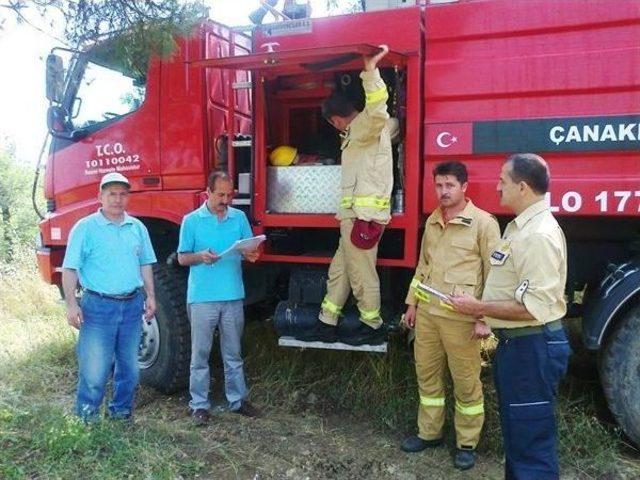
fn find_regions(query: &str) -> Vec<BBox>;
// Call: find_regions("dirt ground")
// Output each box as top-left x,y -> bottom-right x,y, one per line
134,387 -> 504,480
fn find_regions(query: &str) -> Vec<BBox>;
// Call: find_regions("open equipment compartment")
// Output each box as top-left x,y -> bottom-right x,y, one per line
195,8 -> 423,269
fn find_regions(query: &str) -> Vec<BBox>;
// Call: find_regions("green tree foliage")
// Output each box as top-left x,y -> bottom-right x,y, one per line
4,0 -> 209,76
327,0 -> 363,14
0,142 -> 40,261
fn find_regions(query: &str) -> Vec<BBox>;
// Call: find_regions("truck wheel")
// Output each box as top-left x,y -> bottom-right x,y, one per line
599,304 -> 640,446
139,263 -> 190,393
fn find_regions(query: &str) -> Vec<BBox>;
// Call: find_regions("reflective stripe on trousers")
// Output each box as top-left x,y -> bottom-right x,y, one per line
359,307 -> 381,322
455,400 -> 484,416
420,395 -> 445,407
420,397 -> 484,415
321,298 -> 342,316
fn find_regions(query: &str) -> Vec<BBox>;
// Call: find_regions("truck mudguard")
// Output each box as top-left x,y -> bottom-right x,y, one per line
582,259 -> 640,349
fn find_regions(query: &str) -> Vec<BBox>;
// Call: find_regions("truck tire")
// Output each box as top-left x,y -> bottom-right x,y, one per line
139,263 -> 190,393
599,304 -> 640,446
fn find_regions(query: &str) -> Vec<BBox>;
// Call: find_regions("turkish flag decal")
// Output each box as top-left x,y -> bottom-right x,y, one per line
425,123 -> 473,155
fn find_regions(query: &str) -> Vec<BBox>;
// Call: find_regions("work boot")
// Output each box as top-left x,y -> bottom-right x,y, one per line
454,448 -> 476,470
400,435 -> 443,453
190,408 -> 210,427
340,322 -> 387,346
294,320 -> 337,343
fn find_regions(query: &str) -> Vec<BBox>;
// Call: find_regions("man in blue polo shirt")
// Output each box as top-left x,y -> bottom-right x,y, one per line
62,172 -> 157,422
178,170 -> 260,426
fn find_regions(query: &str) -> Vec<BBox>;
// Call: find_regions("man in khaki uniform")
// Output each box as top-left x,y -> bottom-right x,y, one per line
400,161 -> 500,470
296,45 -> 396,344
451,153 -> 571,479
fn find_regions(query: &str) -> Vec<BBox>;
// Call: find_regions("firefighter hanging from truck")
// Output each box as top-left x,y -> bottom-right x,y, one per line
295,45 -> 398,344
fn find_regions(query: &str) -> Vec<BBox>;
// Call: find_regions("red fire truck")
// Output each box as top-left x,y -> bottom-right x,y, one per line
38,0 -> 639,444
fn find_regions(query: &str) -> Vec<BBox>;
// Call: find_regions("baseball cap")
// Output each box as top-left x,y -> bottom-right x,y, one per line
350,219 -> 383,249
99,172 -> 130,189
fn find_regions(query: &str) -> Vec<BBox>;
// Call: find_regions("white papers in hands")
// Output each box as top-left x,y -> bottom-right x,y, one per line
416,281 -> 452,305
218,234 -> 266,257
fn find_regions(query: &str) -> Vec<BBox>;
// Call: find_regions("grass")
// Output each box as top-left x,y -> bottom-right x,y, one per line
1,254 -> 639,479
0,400 -> 207,479
0,256 -> 205,479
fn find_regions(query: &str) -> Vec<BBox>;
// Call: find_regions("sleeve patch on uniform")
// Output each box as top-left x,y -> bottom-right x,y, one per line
515,280 -> 529,303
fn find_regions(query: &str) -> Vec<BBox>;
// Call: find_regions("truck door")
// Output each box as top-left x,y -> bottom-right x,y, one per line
203,23 -> 253,207
159,21 -> 252,197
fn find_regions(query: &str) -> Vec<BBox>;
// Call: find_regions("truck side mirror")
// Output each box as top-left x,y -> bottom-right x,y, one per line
46,54 -> 64,103
47,105 -> 69,134
47,105 -> 88,141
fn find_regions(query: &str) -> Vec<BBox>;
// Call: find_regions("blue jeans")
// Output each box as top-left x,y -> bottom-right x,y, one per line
76,291 -> 144,421
493,324 -> 571,480
188,300 -> 247,411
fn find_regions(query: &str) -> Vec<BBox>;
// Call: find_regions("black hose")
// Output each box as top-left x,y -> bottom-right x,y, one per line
32,133 -> 49,220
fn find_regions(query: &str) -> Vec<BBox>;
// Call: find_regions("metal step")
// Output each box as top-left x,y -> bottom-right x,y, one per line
278,336 -> 388,352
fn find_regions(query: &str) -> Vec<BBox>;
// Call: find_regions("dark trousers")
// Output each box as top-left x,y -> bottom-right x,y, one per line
493,324 -> 571,480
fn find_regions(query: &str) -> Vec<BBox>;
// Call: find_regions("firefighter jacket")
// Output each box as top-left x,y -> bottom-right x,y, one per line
336,68 -> 396,225
405,199 -> 500,322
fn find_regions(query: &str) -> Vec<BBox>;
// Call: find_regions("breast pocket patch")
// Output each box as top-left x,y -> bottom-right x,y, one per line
490,247 -> 510,266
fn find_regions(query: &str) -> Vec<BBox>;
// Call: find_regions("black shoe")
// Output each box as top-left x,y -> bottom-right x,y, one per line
340,323 -> 387,346
294,321 -> 337,342
232,401 -> 260,418
190,408 -> 210,427
400,435 -> 443,453
108,412 -> 133,425
454,448 -> 476,470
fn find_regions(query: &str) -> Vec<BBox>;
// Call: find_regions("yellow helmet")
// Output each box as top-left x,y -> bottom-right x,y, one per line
269,145 -> 298,166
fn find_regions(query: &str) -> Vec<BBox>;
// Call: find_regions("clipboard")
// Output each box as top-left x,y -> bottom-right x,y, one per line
218,234 -> 266,257
416,281 -> 453,305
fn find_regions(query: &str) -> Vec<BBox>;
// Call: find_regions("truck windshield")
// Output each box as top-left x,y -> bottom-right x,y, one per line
69,56 -> 146,130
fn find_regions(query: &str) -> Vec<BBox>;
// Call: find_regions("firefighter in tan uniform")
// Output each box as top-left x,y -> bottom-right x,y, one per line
451,153 -> 571,479
296,45 -> 396,344
400,161 -> 500,470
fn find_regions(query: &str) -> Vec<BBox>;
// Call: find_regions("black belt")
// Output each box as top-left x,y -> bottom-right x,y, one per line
84,288 -> 141,301
494,319 -> 563,339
